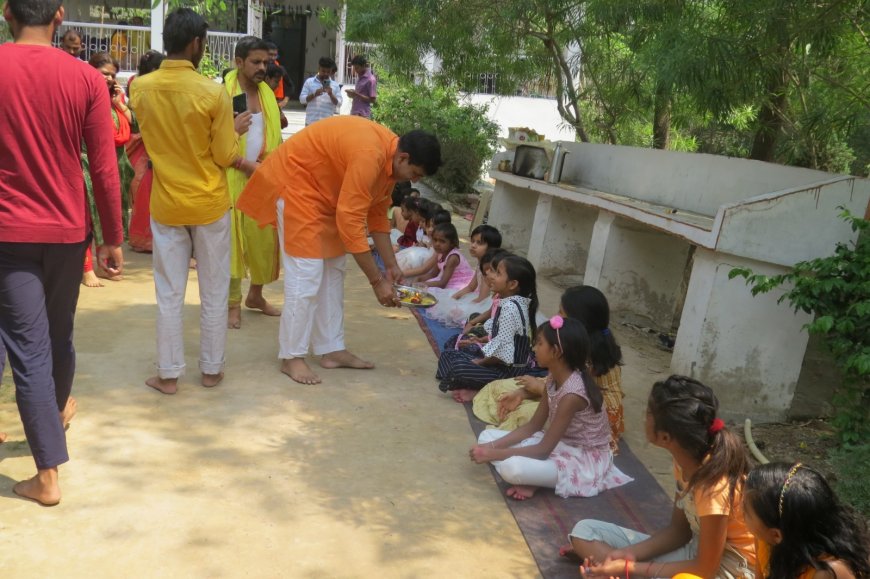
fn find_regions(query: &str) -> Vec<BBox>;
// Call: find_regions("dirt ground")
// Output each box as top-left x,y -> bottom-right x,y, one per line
0,232 -> 832,577
0,250 -> 541,578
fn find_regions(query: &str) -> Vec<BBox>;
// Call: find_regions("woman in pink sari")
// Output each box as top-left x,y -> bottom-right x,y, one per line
126,50 -> 164,253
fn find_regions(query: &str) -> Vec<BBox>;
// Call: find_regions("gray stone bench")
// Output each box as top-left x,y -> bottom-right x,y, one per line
488,143 -> 869,421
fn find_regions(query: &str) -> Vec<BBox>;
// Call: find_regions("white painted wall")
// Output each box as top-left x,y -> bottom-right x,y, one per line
462,94 -> 576,142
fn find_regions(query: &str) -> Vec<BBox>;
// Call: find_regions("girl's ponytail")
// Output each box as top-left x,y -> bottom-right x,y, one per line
648,375 -> 748,500
501,255 -> 538,338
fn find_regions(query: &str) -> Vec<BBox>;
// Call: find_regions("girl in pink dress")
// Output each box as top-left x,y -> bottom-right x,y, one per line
469,316 -> 632,500
424,223 -> 475,290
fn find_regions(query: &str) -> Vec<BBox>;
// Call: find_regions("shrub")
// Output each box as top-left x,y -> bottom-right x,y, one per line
373,80 -> 499,197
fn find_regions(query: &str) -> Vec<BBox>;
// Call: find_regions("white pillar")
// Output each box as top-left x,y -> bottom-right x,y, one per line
335,4 -> 347,84
150,0 -> 165,53
247,0 -> 263,37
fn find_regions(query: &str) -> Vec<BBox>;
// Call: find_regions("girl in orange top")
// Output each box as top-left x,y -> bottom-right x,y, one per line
571,375 -> 756,578
744,462 -> 870,579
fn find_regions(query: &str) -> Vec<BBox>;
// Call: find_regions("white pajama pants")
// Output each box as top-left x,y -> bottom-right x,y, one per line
151,213 -> 230,378
276,199 -> 346,358
478,429 -> 559,488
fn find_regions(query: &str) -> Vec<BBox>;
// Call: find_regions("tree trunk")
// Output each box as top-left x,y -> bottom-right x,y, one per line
652,83 -> 671,150
750,74 -> 789,162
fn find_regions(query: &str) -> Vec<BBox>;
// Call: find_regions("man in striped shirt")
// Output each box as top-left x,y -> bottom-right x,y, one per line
299,57 -> 342,126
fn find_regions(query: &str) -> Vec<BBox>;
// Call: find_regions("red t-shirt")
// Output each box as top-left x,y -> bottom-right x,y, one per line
0,44 -> 122,245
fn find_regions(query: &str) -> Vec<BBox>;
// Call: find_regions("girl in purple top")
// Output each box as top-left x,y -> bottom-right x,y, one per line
470,316 -> 632,500
424,223 -> 475,290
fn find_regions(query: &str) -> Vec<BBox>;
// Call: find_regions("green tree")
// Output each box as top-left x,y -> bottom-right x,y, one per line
345,0 -> 870,174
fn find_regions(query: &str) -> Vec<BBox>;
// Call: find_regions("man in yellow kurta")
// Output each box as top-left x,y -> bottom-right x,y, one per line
224,36 -> 282,329
237,116 -> 442,384
130,8 -> 255,395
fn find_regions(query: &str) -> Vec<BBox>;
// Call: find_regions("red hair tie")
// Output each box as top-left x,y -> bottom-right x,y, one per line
708,418 -> 725,434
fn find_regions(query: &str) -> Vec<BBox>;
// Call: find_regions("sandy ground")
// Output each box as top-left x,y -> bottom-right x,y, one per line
0,242 -> 675,578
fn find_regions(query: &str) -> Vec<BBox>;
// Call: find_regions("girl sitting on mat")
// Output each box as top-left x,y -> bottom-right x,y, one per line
428,224 -> 502,328
469,316 -> 632,501
436,255 -> 538,402
398,210 -> 451,281
744,462 -> 870,579
424,223 -> 476,290
473,285 -> 625,453
570,375 -> 756,579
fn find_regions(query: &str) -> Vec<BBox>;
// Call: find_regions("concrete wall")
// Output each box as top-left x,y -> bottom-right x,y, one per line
717,177 -> 869,266
487,181 -> 539,255
591,217 -> 692,328
671,249 -> 813,422
558,143 -> 833,217
528,197 -> 597,276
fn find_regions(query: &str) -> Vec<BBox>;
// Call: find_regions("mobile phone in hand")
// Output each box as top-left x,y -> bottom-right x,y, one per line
232,93 -> 247,115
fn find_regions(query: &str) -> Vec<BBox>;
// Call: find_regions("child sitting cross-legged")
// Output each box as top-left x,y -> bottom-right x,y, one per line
744,462 -> 870,579
469,316 -> 632,500
569,375 -> 757,578
427,224 -> 502,328
473,285 -> 625,453
436,254 -> 538,402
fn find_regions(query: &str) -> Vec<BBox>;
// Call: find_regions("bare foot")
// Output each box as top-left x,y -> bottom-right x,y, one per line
281,358 -> 321,385
60,397 -> 77,428
506,485 -> 537,501
0,432 -> 6,443
13,469 -> 60,506
451,389 -> 478,403
95,269 -> 123,282
319,350 -> 374,370
81,270 -> 103,287
201,372 -> 224,388
145,376 -> 178,395
227,305 -> 241,329
189,258 -> 197,269
244,295 -> 281,316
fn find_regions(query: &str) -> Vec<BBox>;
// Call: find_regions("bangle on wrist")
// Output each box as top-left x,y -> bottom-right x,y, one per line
369,274 -> 383,287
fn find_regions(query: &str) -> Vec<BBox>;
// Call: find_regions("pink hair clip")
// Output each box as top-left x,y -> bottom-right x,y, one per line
549,315 -> 564,351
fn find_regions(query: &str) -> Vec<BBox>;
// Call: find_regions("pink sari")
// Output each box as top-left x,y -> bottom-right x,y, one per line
126,133 -> 152,252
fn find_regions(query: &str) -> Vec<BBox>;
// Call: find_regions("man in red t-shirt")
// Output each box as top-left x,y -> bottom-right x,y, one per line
0,0 -> 123,506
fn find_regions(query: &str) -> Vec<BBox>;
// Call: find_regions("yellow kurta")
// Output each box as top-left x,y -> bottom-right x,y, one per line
236,116 -> 396,259
223,70 -> 282,286
129,60 -> 237,226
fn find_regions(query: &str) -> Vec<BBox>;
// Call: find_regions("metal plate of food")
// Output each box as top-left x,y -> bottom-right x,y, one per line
394,284 -> 438,309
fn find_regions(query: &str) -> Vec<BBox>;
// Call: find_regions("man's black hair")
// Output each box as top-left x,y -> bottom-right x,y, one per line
470,224 -> 502,249
350,54 -> 368,67
62,29 -> 81,41
318,56 -> 337,70
163,8 -> 209,55
264,40 -> 278,51
398,130 -> 442,176
265,63 -> 285,78
8,0 -> 62,26
234,36 -> 271,60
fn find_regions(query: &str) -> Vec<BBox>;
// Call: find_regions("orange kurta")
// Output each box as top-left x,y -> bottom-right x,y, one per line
236,116 -> 397,259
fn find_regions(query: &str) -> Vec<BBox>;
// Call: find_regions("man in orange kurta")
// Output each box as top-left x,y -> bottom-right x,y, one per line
236,116 -> 441,384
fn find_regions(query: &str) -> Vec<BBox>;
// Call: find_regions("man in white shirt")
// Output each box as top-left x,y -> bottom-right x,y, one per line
299,56 -> 342,126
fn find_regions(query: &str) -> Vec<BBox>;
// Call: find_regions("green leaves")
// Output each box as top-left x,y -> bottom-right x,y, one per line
372,79 -> 500,195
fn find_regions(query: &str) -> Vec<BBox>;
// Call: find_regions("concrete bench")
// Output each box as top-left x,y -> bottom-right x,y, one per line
488,142 -> 869,421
